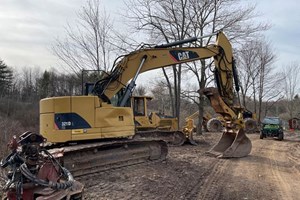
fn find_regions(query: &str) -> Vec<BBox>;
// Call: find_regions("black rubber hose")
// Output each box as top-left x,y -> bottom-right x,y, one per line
0,152 -> 16,168
20,163 -> 74,190
1,153 -> 24,168
232,59 -> 240,93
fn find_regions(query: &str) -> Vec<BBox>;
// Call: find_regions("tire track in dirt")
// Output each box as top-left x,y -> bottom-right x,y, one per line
79,135 -> 215,200
267,133 -> 300,200
267,141 -> 291,200
208,134 -> 300,200
80,162 -> 163,200
244,133 -> 300,200
77,132 -> 300,200
287,143 -> 300,174
184,158 -> 228,200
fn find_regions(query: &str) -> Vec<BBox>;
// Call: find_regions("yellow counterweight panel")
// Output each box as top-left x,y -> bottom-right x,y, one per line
40,98 -> 54,113
70,96 -> 95,129
40,113 -> 72,143
40,97 -> 72,143
69,96 -> 104,140
95,107 -> 135,138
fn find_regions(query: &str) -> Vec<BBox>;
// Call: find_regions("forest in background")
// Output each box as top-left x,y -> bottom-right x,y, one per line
0,57 -> 297,158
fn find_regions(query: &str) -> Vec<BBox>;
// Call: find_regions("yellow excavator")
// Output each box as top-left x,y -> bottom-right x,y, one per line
132,96 -> 178,132
40,31 -> 251,176
131,95 -> 194,145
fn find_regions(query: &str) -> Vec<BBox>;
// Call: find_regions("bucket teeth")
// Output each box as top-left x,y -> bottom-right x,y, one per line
206,128 -> 252,158
185,131 -> 198,145
182,125 -> 198,145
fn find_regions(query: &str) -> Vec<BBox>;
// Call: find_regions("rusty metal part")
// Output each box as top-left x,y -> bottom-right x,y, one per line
2,132 -> 84,200
5,181 -> 83,200
34,181 -> 84,200
49,140 -> 168,178
134,130 -> 186,146
5,181 -> 84,200
206,128 -> 252,158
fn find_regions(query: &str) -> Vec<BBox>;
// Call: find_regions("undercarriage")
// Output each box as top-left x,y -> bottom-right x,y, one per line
49,139 -> 168,178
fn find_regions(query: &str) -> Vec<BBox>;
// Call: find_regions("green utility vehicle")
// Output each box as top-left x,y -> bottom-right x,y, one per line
260,117 -> 284,140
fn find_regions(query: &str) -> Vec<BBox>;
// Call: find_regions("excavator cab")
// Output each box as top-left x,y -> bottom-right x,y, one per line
131,95 -> 199,145
132,96 -> 153,127
84,82 -> 94,95
132,96 -> 179,131
132,96 -> 147,116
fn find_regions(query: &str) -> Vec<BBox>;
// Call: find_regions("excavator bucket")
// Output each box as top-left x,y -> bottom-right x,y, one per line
206,128 -> 252,158
184,129 -> 198,146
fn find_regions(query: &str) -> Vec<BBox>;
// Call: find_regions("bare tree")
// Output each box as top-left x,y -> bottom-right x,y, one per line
150,81 -> 174,115
52,0 -> 114,75
53,0 -> 270,134
185,0 -> 269,134
133,85 -> 147,96
0,60 -> 13,98
124,0 -> 269,133
237,40 -> 260,107
282,62 -> 300,119
256,40 -> 277,120
125,0 -> 195,122
20,67 -> 41,102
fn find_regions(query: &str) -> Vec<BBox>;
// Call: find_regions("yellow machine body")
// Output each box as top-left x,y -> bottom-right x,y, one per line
40,96 -> 135,143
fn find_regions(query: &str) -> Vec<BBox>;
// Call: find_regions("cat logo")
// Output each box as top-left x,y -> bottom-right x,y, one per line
169,50 -> 199,62
178,51 -> 190,60
62,121 -> 72,127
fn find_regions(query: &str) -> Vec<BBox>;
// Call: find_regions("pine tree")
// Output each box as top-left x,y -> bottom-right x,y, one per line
0,59 -> 13,97
37,70 -> 51,99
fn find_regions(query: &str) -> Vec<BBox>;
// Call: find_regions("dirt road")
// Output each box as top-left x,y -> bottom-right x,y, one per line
80,131 -> 300,200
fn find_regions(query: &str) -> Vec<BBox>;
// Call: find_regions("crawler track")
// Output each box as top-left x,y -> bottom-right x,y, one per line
50,140 -> 168,177
135,130 -> 186,146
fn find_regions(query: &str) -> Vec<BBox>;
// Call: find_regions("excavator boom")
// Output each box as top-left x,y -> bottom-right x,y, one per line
93,39 -> 223,103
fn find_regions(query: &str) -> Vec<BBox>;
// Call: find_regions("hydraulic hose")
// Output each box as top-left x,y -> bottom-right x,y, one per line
20,163 -> 74,190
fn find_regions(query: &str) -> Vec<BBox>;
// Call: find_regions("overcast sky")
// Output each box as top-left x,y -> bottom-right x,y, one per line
0,0 -> 299,71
